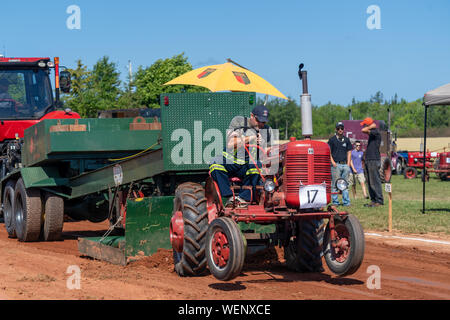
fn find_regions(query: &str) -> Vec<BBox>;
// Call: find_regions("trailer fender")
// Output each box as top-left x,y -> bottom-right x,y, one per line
19,167 -> 69,189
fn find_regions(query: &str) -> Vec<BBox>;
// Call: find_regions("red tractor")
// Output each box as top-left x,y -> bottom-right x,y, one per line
169,65 -> 365,281
432,151 -> 450,181
403,151 -> 438,179
0,57 -> 79,179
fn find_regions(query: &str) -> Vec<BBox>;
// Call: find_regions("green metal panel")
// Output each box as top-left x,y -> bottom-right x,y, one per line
22,118 -> 161,167
20,166 -> 68,188
68,149 -> 165,199
124,196 -> 174,257
77,196 -> 173,265
160,92 -> 255,172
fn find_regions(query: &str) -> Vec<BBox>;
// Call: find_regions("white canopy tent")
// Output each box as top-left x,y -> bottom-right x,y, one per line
424,83 -> 450,106
421,83 -> 450,213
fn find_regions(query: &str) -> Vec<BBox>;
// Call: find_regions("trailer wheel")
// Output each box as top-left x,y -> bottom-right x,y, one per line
404,167 -> 417,179
43,193 -> 64,241
206,217 -> 245,281
284,219 -> 325,273
13,178 -> 42,242
323,214 -> 365,277
3,180 -> 17,238
171,182 -> 208,277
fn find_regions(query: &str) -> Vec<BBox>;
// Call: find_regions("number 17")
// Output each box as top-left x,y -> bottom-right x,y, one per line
307,190 -> 318,203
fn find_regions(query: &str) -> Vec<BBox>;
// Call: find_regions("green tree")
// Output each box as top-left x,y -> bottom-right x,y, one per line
89,56 -> 121,112
134,53 -> 207,108
264,97 -> 301,140
62,59 -> 94,117
62,56 -> 122,117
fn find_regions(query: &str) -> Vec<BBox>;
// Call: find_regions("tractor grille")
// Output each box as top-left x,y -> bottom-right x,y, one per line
286,154 -> 308,193
286,154 -> 331,193
314,154 -> 332,193
285,151 -> 331,207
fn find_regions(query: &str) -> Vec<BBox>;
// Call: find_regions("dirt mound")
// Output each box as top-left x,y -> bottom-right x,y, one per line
132,248 -> 174,271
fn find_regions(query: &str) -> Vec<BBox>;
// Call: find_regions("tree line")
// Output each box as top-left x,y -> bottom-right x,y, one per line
62,53 -> 449,138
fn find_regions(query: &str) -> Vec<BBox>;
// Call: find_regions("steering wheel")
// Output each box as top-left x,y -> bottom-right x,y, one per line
246,144 -> 280,165
244,144 -> 278,180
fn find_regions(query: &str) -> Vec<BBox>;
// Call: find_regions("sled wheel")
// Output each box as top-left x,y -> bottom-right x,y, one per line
13,178 -> 42,242
323,214 -> 365,277
206,217 -> 245,281
3,180 -> 17,238
43,193 -> 64,241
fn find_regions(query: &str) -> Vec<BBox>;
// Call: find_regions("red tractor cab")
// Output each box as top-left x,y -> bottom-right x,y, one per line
0,57 -> 80,177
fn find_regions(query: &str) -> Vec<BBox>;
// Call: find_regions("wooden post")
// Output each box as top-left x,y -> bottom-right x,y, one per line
385,183 -> 392,233
388,192 -> 392,233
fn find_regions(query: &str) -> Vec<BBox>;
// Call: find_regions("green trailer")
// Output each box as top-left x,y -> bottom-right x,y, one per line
0,92 -> 255,263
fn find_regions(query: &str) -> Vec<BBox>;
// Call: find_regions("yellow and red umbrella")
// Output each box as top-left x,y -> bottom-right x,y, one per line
164,61 -> 288,100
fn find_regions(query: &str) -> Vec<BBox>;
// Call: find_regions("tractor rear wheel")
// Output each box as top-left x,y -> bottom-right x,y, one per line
43,193 -> 64,241
13,178 -> 42,242
404,167 -> 417,179
171,182 -> 209,277
323,214 -> 365,276
3,180 -> 17,238
206,217 -> 245,281
284,219 -> 326,273
379,156 -> 390,183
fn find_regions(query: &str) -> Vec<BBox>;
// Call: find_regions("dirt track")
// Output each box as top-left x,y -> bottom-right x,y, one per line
0,220 -> 449,300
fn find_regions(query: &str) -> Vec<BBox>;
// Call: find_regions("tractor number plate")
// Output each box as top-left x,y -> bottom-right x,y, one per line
299,184 -> 327,209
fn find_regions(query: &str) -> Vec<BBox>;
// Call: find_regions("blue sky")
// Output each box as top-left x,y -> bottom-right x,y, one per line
1,0 -> 449,106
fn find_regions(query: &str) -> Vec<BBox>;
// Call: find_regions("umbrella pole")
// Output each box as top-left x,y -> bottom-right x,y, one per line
422,103 -> 428,214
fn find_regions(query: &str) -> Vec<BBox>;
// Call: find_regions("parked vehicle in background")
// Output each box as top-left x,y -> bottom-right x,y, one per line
341,120 -> 398,181
401,151 -> 439,179
0,57 -> 78,180
432,151 -> 449,181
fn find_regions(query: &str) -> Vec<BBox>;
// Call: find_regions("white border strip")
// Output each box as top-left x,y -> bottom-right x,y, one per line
365,232 -> 450,245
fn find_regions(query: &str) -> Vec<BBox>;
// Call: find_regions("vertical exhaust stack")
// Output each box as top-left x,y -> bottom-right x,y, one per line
298,63 -> 313,139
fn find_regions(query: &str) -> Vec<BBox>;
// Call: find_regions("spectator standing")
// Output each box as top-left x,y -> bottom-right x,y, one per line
361,117 -> 384,207
328,121 -> 352,206
349,141 -> 369,199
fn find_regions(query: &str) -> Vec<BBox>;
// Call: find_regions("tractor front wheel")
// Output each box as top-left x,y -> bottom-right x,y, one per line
206,216 -> 245,281
404,167 -> 417,179
323,214 -> 365,277
171,182 -> 209,277
395,160 -> 403,175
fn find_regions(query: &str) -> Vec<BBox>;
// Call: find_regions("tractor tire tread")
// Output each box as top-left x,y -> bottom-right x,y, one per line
173,183 -> 208,277
43,193 -> 64,241
14,178 -> 42,242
